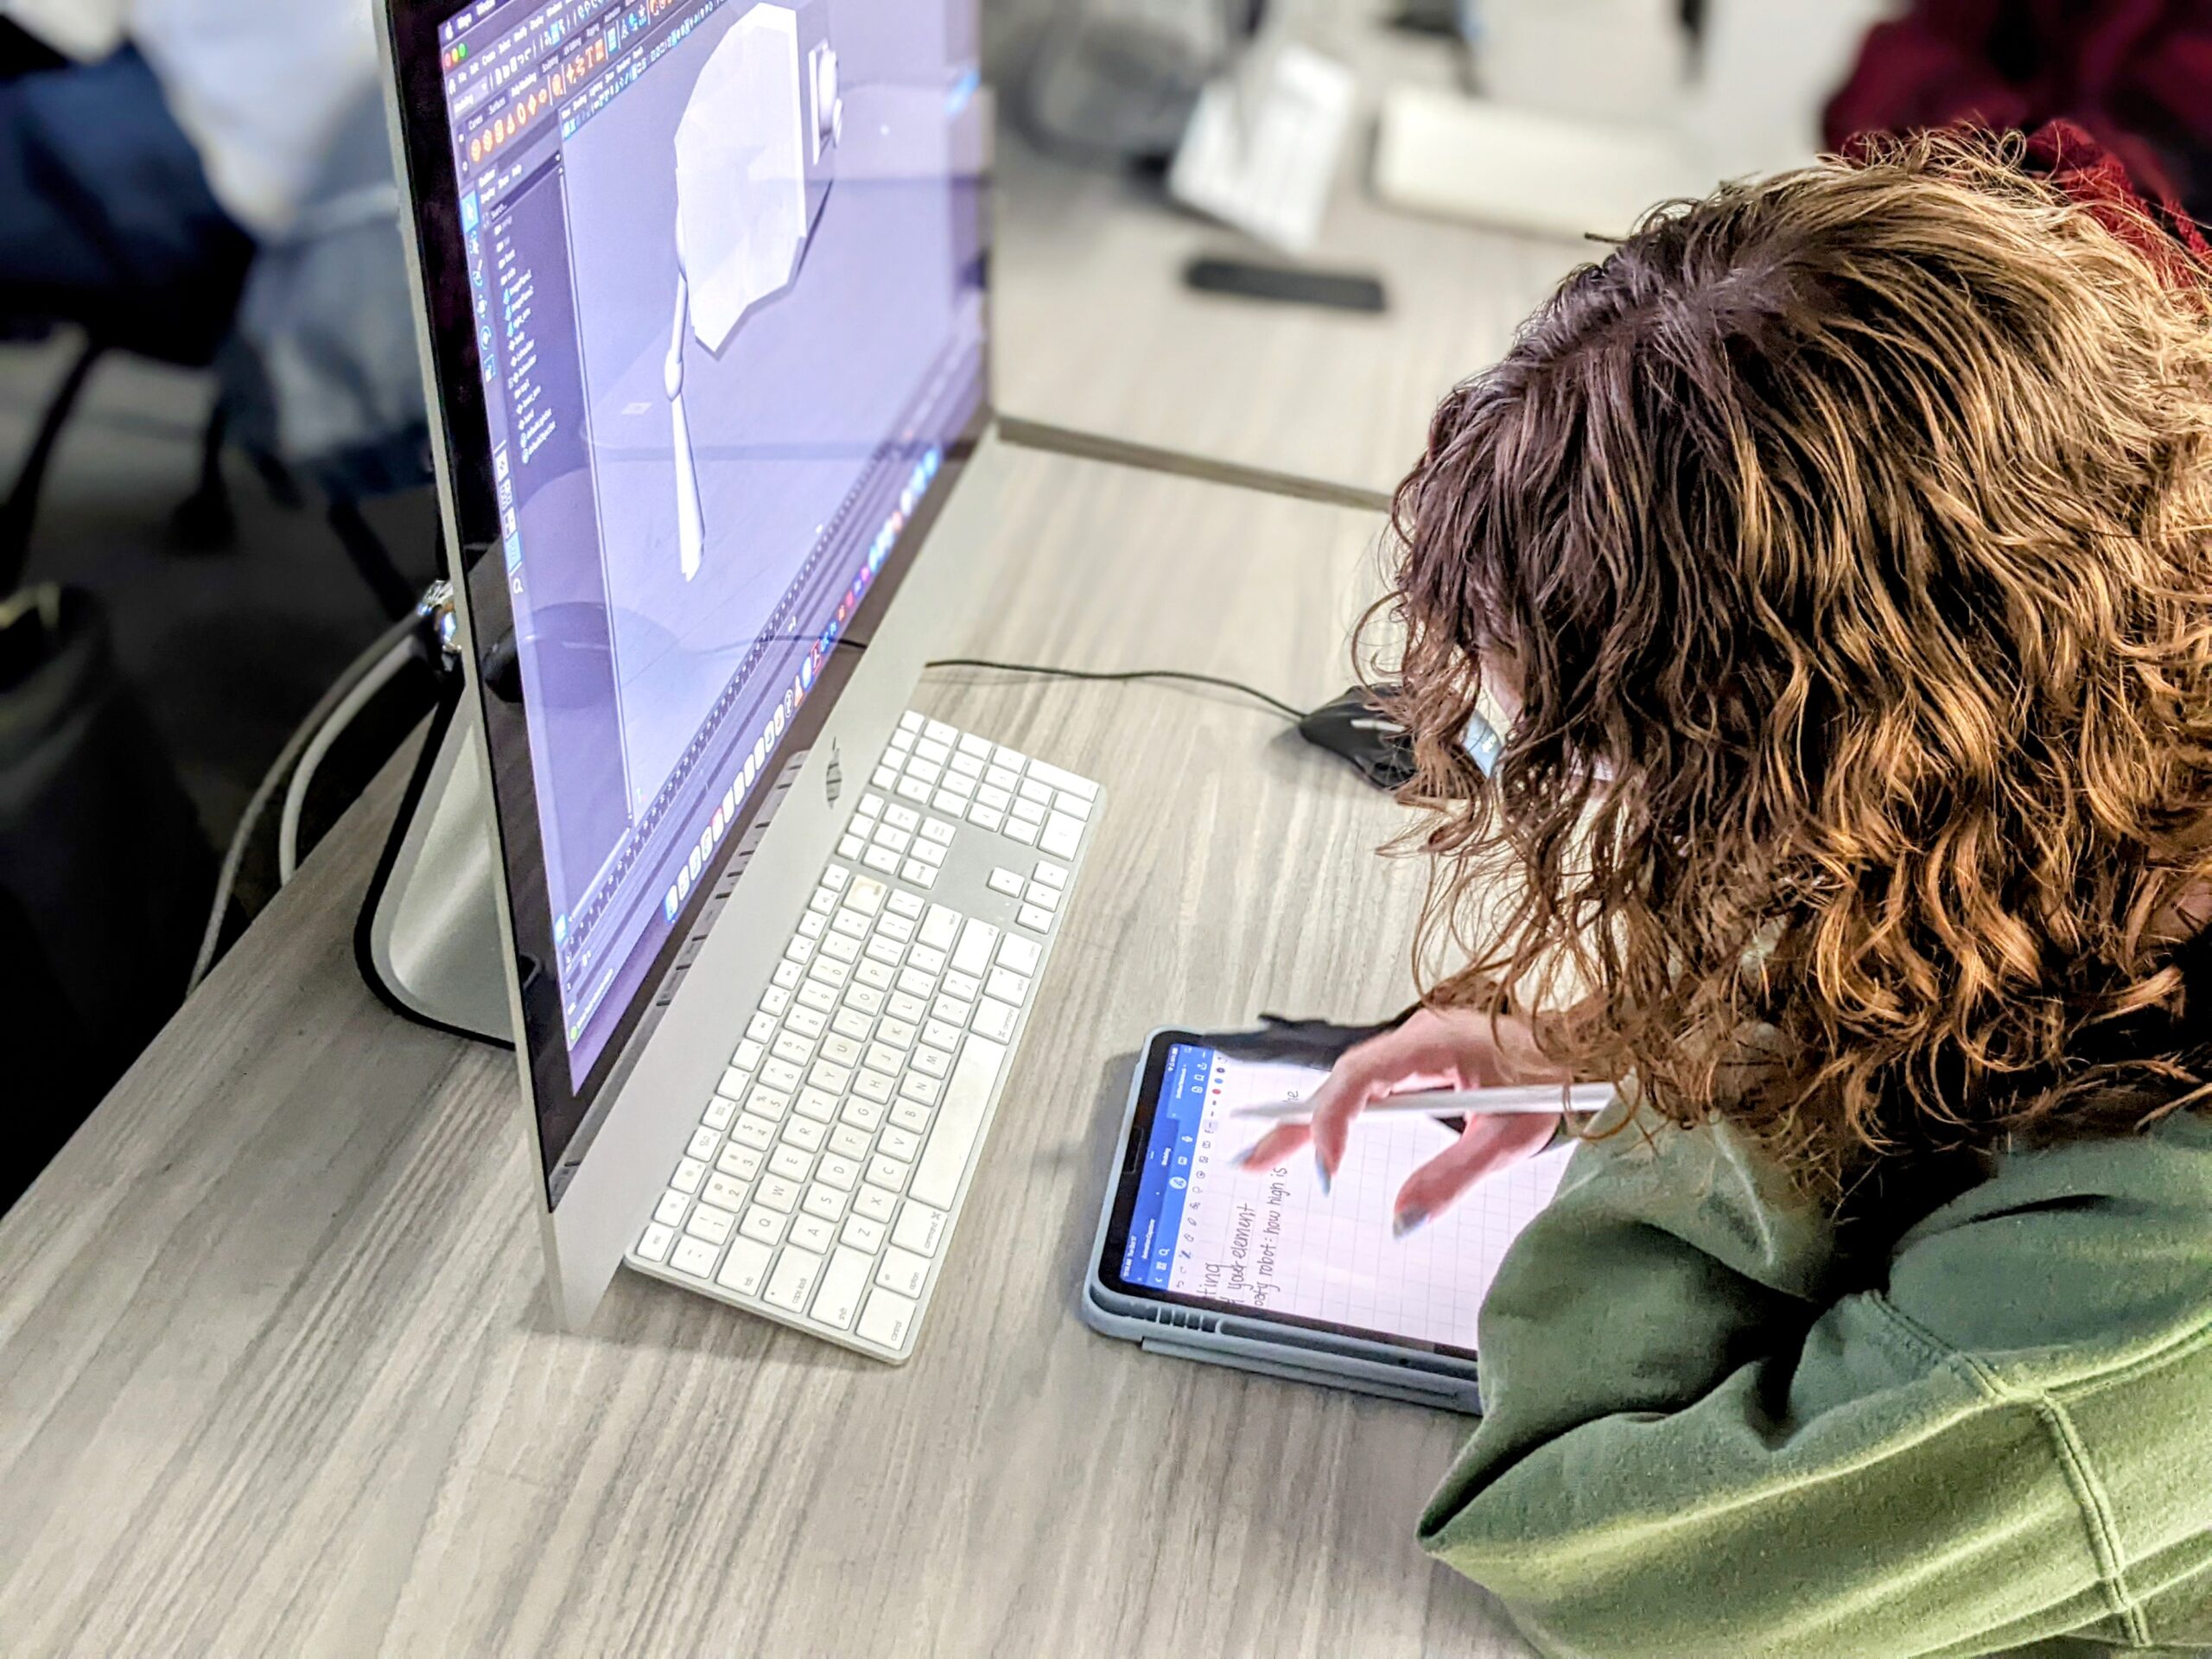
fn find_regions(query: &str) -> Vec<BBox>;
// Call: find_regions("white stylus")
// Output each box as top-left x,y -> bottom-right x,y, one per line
1229,1084 -> 1617,1123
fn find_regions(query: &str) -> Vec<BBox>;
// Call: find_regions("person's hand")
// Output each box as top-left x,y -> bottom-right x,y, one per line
1235,1006 -> 1566,1236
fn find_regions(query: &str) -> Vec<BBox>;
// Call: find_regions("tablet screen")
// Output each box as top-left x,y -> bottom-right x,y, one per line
1104,1039 -> 1575,1355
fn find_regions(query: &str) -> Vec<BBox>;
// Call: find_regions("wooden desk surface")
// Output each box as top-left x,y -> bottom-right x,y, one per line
0,448 -> 1535,1657
993,0 -> 1581,500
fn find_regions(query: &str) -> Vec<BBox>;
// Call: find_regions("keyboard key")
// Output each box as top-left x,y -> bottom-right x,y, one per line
794,1086 -> 837,1122
809,885 -> 837,915
756,1174 -> 801,1212
1006,818 -> 1039,846
740,1205 -> 788,1245
798,912 -> 827,942
822,1033 -> 863,1067
635,1222 -> 675,1262
985,764 -> 1020,790
747,1010 -> 778,1043
985,967 -> 1030,1003
817,1154 -> 861,1191
856,792 -> 884,818
857,1287 -> 917,1350
898,710 -> 923,732
865,1040 -> 905,1075
781,1116 -> 826,1153
772,1032 -> 814,1066
915,737 -> 950,765
760,985 -> 792,1017
854,1183 -> 899,1224
1040,813 -> 1084,860
1027,760 -> 1098,799
912,838 -> 949,868
791,1214 -> 836,1255
1054,792 -> 1093,823
876,1246 -> 930,1298
969,806 -> 1004,831
671,1236 -> 721,1278
813,1247 -> 874,1331
823,865 -> 850,890
654,1189 -> 690,1228
979,786 -> 1014,813
902,861 -> 938,888
845,876 -> 886,916
837,834 -> 866,860
872,826 -> 912,856
942,969 -> 981,1003
716,1236 -> 773,1296
887,888 -> 925,918
887,990 -> 927,1021
1018,777 -> 1052,804
998,936 -> 1042,976
889,1099 -> 931,1135
853,1069 -> 895,1104
821,931 -> 862,963
920,1020 -> 963,1052
796,979 -> 837,1014
704,1172 -> 749,1211
957,732 -> 991,757
876,1016 -> 916,1049
896,779 -> 931,804
909,944 -> 948,976
671,1157 -> 706,1193
801,1183 -> 849,1223
1017,904 -> 1055,934
910,1034 -> 1007,1209
810,1060 -> 853,1094
909,760 -> 942,786
829,1122 -> 871,1160
862,936 -> 904,967
869,767 -> 897,792
952,919 -> 999,975
974,997 -> 1018,1043
745,1086 -> 791,1121
868,1153 -> 912,1192
950,750 -> 984,777
807,956 -> 851,988
772,960 -> 804,989
924,718 -> 957,744
899,1072 -> 944,1107
734,1038 -> 766,1071
842,1214 -> 887,1253
1025,884 -> 1060,912
760,1058 -> 804,1091
842,1095 -> 886,1132
687,1128 -> 720,1162
831,1007 -> 873,1041
764,1244 -> 825,1313
885,809 -> 922,839
830,907 -> 869,939
768,1144 -> 813,1183
880,1125 -> 921,1162
855,957 -> 896,990
893,1200 -> 947,1256
843,982 -> 887,1015
685,1205 -> 735,1246
717,1143 -> 762,1181
930,995 -> 973,1029
988,868 -> 1023,897
897,967 -> 937,1000
918,905 -> 960,949
933,790 -> 969,817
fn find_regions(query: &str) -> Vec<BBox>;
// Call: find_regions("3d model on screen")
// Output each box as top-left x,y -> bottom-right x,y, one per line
668,0 -> 842,579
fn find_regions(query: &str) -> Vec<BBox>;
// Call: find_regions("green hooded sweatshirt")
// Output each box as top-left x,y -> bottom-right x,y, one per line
1419,1102 -> 2212,1657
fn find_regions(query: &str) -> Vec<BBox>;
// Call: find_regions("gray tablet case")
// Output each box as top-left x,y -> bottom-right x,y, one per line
1081,1028 -> 1485,1414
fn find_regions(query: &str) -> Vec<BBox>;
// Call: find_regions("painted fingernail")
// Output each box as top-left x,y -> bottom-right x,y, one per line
1314,1153 -> 1332,1195
1232,1140 -> 1265,1166
1393,1205 -> 1428,1239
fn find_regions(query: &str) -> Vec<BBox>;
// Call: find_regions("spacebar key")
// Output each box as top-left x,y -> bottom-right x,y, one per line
909,1034 -> 1007,1209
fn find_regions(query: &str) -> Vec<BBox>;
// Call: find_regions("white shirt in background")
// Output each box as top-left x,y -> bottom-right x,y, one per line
2,0 -> 379,238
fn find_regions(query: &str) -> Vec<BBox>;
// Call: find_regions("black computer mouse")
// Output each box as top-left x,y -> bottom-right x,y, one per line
1297,684 -> 1415,790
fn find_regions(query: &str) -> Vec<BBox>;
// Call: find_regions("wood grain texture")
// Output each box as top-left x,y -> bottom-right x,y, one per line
0,423 -> 1535,1656
993,0 -> 1585,499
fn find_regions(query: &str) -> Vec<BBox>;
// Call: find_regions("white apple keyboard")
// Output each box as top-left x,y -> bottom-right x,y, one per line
625,709 -> 1098,1360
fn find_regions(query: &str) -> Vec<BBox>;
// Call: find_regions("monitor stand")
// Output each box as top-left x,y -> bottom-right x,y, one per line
354,681 -> 515,1046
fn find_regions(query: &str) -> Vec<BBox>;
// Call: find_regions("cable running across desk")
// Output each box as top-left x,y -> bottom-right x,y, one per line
920,657 -> 1311,723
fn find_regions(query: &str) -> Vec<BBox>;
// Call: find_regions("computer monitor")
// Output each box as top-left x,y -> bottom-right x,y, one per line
380,0 -> 998,1325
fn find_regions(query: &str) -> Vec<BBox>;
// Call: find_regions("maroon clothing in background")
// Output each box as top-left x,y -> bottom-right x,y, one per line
1824,1 -> 2212,222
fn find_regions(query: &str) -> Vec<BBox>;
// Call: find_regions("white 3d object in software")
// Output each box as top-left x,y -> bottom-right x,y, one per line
667,0 -> 842,580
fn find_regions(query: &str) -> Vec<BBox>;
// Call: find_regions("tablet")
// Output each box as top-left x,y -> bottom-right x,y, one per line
1083,1028 -> 1577,1409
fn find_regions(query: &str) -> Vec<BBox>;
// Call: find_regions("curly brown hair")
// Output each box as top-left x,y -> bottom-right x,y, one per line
1376,131 -> 2212,1192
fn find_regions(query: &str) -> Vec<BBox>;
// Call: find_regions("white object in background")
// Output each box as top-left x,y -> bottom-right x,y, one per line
1167,41 -> 1355,255
1688,0 -> 1901,179
1372,81 -> 1705,244
1476,0 -> 1689,128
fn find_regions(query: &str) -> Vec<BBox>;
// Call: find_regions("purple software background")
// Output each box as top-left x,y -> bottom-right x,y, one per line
451,0 -> 982,1087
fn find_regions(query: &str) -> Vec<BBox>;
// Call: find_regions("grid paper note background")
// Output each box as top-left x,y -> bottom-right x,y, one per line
1168,1053 -> 1574,1350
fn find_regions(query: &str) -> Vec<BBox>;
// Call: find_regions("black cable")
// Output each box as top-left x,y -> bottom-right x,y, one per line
921,656 -> 1311,723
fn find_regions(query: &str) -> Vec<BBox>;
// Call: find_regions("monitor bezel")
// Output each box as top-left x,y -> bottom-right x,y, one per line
382,0 -> 992,1197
